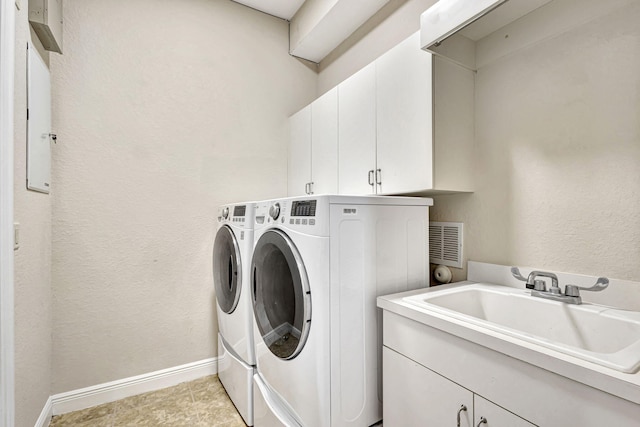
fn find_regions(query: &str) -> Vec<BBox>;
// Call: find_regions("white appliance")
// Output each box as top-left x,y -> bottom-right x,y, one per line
213,202 -> 256,426
250,195 -> 432,427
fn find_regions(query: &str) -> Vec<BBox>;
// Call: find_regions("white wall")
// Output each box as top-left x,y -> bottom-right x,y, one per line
13,4 -> 53,427
318,0 -> 640,284
431,1 -> 640,283
50,0 -> 317,393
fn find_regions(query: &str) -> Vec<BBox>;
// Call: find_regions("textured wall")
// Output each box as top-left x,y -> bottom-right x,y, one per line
430,2 -> 640,283
50,0 -> 317,393
318,1 -> 640,284
13,4 -> 53,427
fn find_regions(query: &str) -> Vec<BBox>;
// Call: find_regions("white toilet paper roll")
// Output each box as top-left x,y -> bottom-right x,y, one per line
434,265 -> 453,284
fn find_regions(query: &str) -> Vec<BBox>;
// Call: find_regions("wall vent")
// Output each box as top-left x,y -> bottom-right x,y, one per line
429,222 -> 463,268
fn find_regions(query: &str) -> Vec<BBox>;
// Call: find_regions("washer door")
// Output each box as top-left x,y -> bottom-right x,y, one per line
213,225 -> 242,314
252,229 -> 311,360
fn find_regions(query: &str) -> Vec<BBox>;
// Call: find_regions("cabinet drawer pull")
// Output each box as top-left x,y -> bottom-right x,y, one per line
477,416 -> 487,427
376,168 -> 382,185
368,170 -> 374,186
456,404 -> 467,427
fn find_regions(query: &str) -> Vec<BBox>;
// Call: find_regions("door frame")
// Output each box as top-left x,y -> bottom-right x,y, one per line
0,0 -> 16,426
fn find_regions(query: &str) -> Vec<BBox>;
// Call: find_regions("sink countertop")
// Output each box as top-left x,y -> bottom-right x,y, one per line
377,281 -> 640,405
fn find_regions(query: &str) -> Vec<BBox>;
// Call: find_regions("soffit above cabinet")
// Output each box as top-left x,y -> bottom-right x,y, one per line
232,0 -> 390,63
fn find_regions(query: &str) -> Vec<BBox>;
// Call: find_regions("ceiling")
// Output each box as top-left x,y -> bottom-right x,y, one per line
232,0 -> 305,20
232,0 -> 390,63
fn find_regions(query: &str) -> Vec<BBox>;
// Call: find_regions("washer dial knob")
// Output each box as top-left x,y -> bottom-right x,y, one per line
269,203 -> 281,221
221,207 -> 230,220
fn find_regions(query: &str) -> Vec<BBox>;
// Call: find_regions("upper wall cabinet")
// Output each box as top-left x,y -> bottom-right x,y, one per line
288,105 -> 312,197
339,32 -> 474,195
289,31 -> 475,197
375,32 -> 434,194
288,88 -> 338,196
338,63 -> 377,195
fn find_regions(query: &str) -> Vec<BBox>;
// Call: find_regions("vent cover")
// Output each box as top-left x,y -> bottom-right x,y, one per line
429,222 -> 463,268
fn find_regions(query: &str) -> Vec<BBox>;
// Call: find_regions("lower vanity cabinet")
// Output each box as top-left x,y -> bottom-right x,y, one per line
473,395 -> 535,427
383,347 -> 473,426
383,347 -> 535,427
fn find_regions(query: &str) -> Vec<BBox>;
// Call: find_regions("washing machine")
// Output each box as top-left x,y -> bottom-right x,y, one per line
213,202 -> 256,426
250,195 -> 432,427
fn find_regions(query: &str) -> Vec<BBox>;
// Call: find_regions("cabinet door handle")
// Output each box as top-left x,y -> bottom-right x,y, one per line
368,170 -> 374,186
476,417 -> 487,427
456,404 -> 467,427
309,182 -> 314,195
304,183 -> 310,194
375,168 -> 382,185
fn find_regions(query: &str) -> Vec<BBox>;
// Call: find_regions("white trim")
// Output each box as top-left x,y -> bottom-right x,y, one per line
0,0 -> 16,426
51,357 -> 219,416
34,396 -> 53,427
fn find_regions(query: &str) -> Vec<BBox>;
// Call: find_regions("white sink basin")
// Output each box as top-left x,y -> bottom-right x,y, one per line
403,283 -> 640,373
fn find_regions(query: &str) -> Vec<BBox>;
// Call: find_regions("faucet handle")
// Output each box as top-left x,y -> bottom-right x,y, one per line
510,267 -> 527,282
533,280 -> 547,291
565,277 -> 609,297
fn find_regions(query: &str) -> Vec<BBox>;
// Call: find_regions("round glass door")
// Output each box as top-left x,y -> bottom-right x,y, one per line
252,229 -> 311,360
213,225 -> 242,314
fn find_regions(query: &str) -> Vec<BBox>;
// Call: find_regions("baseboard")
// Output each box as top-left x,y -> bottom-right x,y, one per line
34,396 -> 53,427
50,357 -> 218,416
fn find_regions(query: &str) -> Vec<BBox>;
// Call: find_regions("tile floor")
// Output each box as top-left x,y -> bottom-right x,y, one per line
49,375 -> 246,427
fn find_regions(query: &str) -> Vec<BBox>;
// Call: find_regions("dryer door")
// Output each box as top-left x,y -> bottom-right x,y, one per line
213,225 -> 242,314
252,229 -> 311,360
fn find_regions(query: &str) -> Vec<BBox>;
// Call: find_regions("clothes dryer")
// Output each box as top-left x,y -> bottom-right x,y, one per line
250,195 -> 432,427
213,202 -> 256,426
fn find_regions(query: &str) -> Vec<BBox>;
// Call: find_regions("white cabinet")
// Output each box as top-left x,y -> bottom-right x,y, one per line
383,347 -> 472,427
311,88 -> 338,195
288,88 -> 338,196
474,396 -> 535,427
375,32 -> 433,194
380,308 -> 640,427
383,346 -> 535,427
288,105 -> 311,196
291,31 -> 474,196
336,32 -> 474,195
337,63 -> 377,195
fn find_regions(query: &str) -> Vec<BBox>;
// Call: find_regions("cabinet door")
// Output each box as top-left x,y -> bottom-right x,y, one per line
376,31 -> 433,194
288,105 -> 312,196
474,396 -> 535,427
383,347 -> 473,427
311,88 -> 338,194
338,63 -> 377,195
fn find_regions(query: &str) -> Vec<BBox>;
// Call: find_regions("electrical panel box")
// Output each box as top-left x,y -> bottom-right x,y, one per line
27,44 -> 52,193
29,0 -> 63,54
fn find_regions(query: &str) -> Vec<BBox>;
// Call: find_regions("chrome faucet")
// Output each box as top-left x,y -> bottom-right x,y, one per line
510,267 -> 609,305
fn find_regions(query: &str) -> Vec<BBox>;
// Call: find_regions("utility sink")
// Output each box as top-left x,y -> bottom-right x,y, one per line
403,283 -> 640,373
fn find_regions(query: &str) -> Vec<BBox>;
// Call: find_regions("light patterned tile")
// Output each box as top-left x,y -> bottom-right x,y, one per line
116,382 -> 193,411
191,384 -> 233,409
189,374 -> 219,391
49,402 -> 116,427
49,376 -> 245,427
194,401 -> 246,426
113,399 -> 200,427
